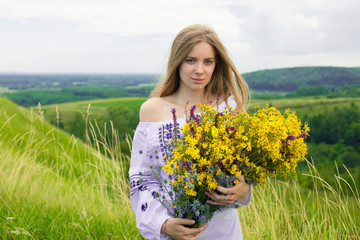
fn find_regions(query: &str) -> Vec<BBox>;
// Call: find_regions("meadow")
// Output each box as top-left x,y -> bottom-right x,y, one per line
1,96 -> 359,239
41,95 -> 360,123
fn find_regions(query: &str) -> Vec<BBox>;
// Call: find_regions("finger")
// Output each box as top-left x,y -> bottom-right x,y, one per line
206,190 -> 235,202
200,224 -> 207,230
177,218 -> 196,226
205,190 -> 223,202
207,194 -> 235,205
216,185 -> 229,195
206,199 -> 228,205
184,225 -> 206,236
205,190 -> 215,200
189,224 -> 207,239
217,183 -> 243,195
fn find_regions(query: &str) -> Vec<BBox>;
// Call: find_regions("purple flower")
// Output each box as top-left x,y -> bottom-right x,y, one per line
190,105 -> 196,117
214,113 -> 223,127
190,124 -> 196,138
171,108 -> 178,142
218,161 -> 224,168
166,123 -> 173,131
182,176 -> 189,183
166,132 -> 172,140
299,133 -> 307,140
171,108 -> 177,123
199,215 -> 207,224
286,135 -> 296,140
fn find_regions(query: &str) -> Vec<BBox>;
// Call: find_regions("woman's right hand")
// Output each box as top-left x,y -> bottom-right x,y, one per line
161,218 -> 207,240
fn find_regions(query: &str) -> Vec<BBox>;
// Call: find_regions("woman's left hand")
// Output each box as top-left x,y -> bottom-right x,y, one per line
205,176 -> 250,205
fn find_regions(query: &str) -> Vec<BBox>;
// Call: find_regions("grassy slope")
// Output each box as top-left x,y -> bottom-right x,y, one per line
0,97 -> 140,239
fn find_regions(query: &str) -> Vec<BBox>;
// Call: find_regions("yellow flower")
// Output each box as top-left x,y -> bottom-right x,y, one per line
208,179 -> 218,190
162,103 -> 308,194
185,188 -> 197,196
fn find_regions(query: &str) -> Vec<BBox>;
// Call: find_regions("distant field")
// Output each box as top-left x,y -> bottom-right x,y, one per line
0,87 -> 16,94
41,96 -> 360,123
250,96 -> 360,118
42,97 -> 146,121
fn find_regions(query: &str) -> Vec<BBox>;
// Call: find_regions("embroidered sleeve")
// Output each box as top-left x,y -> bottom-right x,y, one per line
129,123 -> 170,240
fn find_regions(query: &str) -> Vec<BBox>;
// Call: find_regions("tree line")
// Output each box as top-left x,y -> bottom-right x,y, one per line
4,86 -> 153,107
49,105 -> 139,155
298,103 -> 360,191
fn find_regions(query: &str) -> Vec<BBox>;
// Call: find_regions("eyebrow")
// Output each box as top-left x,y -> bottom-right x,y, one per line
186,56 -> 215,60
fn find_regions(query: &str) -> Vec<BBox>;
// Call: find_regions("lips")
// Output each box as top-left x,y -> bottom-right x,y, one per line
192,78 -> 205,84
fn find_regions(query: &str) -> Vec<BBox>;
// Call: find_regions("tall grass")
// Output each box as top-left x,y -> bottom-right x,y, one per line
239,158 -> 360,239
0,100 -> 139,239
0,98 -> 359,239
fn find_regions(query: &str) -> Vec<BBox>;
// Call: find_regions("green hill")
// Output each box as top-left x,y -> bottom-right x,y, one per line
0,97 -> 139,238
243,66 -> 360,91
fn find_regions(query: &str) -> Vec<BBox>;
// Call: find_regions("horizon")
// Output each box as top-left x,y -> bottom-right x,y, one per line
0,65 -> 359,76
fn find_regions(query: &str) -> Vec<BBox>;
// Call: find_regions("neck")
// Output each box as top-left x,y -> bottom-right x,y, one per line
173,88 -> 209,107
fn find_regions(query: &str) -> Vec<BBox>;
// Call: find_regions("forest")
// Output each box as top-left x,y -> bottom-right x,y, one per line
243,66 -> 360,91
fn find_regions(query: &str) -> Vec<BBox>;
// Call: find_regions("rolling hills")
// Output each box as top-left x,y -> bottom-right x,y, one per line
1,66 -> 360,107
243,66 -> 360,91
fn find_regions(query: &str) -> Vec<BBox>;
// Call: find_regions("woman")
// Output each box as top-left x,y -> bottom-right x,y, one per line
129,24 -> 251,240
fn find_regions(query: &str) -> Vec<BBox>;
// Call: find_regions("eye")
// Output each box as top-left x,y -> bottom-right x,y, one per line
186,59 -> 195,64
204,60 -> 214,65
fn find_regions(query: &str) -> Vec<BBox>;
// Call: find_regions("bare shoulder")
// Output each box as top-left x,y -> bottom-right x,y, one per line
140,97 -> 167,122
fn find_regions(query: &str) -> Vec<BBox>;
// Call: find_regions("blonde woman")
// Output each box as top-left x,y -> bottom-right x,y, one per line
129,24 -> 251,240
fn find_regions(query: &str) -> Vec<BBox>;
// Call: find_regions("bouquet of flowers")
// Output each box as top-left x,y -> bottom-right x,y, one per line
149,103 -> 309,226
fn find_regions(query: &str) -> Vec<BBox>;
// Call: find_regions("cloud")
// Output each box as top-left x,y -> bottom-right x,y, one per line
0,0 -> 358,73
229,0 -> 360,55
2,0 -> 358,52
0,0 -> 241,38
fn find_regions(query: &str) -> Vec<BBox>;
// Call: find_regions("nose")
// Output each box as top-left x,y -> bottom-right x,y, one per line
195,63 -> 204,74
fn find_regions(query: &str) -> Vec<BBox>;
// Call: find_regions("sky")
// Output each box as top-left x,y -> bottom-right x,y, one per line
0,0 -> 359,74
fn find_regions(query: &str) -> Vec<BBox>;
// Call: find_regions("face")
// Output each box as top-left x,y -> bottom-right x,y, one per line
178,41 -> 216,92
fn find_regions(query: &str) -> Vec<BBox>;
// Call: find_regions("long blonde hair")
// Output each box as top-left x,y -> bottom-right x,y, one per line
151,24 -> 249,110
